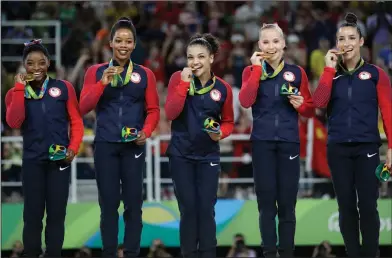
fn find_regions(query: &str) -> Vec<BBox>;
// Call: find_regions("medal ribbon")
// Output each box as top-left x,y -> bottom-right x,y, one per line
24,76 -> 49,99
260,60 -> 285,81
109,59 -> 133,87
338,58 -> 364,75
189,75 -> 216,96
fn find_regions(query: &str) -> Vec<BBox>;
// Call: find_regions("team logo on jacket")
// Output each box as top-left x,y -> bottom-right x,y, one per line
358,71 -> 371,80
283,71 -> 295,82
131,72 -> 141,83
49,87 -> 61,98
210,89 -> 221,101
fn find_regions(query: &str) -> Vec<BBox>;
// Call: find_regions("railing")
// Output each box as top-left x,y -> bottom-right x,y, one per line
1,20 -> 62,68
1,118 -> 388,203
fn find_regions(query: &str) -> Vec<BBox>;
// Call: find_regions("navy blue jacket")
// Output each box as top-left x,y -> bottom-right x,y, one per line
80,60 -> 160,142
239,62 -> 314,142
313,62 -> 392,148
165,71 -> 234,161
6,78 -> 84,160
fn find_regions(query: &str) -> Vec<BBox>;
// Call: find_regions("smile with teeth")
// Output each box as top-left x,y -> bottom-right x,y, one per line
33,72 -> 43,77
119,50 -> 128,55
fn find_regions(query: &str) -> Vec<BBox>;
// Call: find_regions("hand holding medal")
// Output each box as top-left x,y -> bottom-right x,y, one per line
101,66 -> 120,85
375,163 -> 391,182
203,117 -> 222,141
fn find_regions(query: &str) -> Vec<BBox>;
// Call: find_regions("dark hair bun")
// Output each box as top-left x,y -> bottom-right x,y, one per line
345,13 -> 357,24
202,33 -> 219,55
117,17 -> 131,22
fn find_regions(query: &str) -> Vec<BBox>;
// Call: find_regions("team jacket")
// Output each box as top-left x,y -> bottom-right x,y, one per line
79,60 -> 160,142
313,60 -> 392,148
164,71 -> 234,160
239,62 -> 314,142
5,78 -> 84,160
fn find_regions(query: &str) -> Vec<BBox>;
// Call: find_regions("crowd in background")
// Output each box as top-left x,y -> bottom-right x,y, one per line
2,1 -> 392,203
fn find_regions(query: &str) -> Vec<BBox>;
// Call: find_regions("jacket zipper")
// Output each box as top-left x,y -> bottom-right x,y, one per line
119,91 -> 123,141
274,83 -> 279,140
348,75 -> 352,142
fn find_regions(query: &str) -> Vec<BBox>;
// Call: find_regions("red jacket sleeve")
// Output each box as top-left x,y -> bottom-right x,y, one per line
164,71 -> 190,121
79,64 -> 106,115
375,66 -> 392,148
63,80 -> 84,154
5,82 -> 26,128
313,67 -> 336,108
219,79 -> 234,139
239,65 -> 262,108
140,66 -> 160,138
296,66 -> 315,117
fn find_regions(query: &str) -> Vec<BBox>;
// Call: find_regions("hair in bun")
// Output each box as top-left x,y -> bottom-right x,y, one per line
188,33 -> 220,55
110,17 -> 136,40
339,12 -> 363,38
345,12 -> 357,25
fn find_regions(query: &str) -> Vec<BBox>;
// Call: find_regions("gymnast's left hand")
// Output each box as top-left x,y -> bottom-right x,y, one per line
208,131 -> 222,142
65,149 -> 76,163
135,131 -> 147,145
288,92 -> 304,109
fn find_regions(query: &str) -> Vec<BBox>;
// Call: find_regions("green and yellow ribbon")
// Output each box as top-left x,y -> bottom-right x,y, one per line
338,58 -> 364,75
260,60 -> 285,81
188,75 -> 216,96
24,76 -> 49,99
108,59 -> 133,87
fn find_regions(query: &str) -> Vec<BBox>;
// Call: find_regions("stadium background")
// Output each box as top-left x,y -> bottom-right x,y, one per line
1,1 -> 391,257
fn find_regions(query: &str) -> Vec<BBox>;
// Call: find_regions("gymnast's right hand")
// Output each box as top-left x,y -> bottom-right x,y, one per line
181,67 -> 193,82
250,51 -> 264,66
14,73 -> 26,85
101,67 -> 119,85
325,49 -> 339,69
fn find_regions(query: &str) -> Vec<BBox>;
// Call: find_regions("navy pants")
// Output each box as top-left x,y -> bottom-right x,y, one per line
22,160 -> 71,257
252,141 -> 300,258
169,156 -> 220,258
327,143 -> 380,257
94,142 -> 145,258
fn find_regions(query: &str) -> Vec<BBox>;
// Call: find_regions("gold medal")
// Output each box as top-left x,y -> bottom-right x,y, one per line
113,66 -> 124,74
261,53 -> 273,59
25,73 -> 35,82
336,48 -> 349,55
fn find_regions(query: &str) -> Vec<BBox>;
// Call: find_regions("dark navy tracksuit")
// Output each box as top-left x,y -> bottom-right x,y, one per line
239,62 -> 314,257
79,60 -> 160,257
5,78 -> 84,257
164,71 -> 234,258
313,62 -> 392,257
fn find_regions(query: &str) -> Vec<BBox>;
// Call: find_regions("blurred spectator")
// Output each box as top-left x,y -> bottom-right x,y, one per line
310,37 -> 330,81
147,239 -> 172,258
226,233 -> 256,257
10,240 -> 23,258
312,241 -> 335,257
366,1 -> 392,62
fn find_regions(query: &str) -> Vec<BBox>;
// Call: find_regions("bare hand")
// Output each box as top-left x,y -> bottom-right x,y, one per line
250,51 -> 265,66
14,73 -> 26,85
208,131 -> 222,142
288,92 -> 304,109
181,67 -> 193,82
101,67 -> 119,85
135,131 -> 147,145
64,149 -> 76,163
386,149 -> 392,173
325,49 -> 339,68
